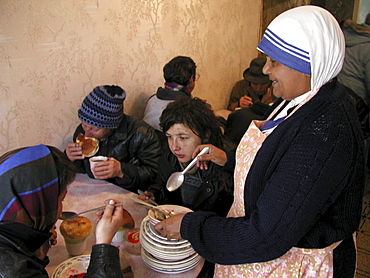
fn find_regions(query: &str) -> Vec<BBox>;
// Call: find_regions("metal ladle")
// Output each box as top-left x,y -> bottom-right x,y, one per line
166,147 -> 210,192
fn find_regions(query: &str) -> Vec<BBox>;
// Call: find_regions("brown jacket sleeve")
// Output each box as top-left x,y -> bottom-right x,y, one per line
227,80 -> 250,110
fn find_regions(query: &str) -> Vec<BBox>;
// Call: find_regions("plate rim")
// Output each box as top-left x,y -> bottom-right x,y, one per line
51,254 -> 90,278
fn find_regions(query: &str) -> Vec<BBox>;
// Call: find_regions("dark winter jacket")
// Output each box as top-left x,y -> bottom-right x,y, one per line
147,147 -> 234,217
72,114 -> 161,192
0,223 -> 122,278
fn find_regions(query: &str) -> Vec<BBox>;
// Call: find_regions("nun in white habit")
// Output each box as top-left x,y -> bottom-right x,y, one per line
155,6 -> 365,278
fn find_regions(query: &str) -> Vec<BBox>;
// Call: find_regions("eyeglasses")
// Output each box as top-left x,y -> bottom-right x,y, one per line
195,73 -> 200,81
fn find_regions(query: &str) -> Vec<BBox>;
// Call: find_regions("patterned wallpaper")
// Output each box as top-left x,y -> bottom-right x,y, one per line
262,0 -> 310,32
0,0 -> 262,154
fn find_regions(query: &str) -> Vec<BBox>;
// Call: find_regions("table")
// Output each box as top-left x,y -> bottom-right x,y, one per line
46,173 -> 204,277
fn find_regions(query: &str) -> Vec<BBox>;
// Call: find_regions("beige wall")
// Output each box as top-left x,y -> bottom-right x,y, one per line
0,0 -> 262,154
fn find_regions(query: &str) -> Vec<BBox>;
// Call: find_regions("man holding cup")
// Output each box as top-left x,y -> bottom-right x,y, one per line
65,85 -> 161,192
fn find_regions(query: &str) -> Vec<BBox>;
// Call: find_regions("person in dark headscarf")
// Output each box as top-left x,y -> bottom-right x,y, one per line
0,144 -> 125,277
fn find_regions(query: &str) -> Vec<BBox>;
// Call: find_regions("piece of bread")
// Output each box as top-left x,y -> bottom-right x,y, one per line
60,216 -> 93,242
76,134 -> 99,157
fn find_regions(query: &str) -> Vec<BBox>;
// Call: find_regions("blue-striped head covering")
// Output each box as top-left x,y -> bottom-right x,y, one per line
258,5 -> 345,93
0,145 -> 60,232
78,85 -> 126,129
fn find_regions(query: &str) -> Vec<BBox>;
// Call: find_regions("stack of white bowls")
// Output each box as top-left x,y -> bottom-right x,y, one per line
140,205 -> 201,274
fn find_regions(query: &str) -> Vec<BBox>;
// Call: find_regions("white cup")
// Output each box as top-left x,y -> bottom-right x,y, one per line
89,156 -> 108,174
111,229 -> 125,247
64,237 -> 88,256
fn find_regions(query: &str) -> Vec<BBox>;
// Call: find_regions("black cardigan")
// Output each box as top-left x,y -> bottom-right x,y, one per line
180,80 -> 365,276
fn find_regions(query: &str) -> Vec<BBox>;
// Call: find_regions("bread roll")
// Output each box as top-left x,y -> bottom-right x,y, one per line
76,134 -> 99,157
60,216 -> 93,242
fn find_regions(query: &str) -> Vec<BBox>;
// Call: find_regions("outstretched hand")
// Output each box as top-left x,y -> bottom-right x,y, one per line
193,144 -> 227,170
95,199 -> 124,244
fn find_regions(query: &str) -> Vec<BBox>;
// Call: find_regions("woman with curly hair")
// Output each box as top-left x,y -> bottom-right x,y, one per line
140,97 -> 234,217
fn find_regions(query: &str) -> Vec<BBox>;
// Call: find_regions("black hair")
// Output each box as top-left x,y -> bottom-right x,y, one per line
160,98 -> 234,194
163,56 -> 196,86
47,146 -> 76,194
160,97 -> 223,148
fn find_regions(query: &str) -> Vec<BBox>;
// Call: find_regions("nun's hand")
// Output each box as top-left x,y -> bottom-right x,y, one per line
154,214 -> 185,240
193,144 -> 227,170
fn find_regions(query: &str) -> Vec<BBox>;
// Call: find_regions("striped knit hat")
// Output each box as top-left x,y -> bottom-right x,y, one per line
78,85 -> 125,129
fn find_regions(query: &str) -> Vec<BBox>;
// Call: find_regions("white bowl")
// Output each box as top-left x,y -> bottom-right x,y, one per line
140,216 -> 198,264
143,220 -> 190,247
148,205 -> 192,225
141,248 -> 201,274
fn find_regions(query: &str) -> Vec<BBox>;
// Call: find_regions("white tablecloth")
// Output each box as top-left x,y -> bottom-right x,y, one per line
46,173 -> 204,277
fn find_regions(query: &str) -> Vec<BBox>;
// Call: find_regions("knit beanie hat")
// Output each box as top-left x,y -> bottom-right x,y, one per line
78,85 -> 125,129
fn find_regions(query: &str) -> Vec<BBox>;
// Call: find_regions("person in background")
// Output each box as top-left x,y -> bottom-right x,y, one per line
65,85 -> 161,193
337,14 -> 370,173
227,56 -> 273,111
155,6 -> 364,277
0,144 -> 125,277
338,13 -> 370,105
225,57 -> 276,144
143,56 -> 211,142
143,56 -> 226,143
139,97 -> 234,278
343,83 -> 370,140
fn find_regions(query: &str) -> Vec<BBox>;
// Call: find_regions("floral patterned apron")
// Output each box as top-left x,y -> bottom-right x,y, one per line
214,92 -> 346,277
